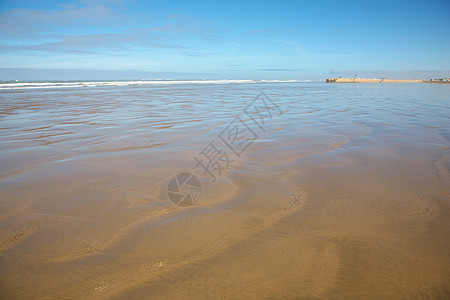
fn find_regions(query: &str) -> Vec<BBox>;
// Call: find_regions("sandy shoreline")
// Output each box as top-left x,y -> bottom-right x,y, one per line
0,82 -> 449,299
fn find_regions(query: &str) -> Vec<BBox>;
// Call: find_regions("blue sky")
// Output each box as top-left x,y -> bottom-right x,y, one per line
0,0 -> 449,80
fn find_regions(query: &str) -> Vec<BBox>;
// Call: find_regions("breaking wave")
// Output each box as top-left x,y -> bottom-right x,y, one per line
0,79 -> 311,90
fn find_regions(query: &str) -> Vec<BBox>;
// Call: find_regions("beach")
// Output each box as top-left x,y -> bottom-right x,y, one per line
0,81 -> 449,299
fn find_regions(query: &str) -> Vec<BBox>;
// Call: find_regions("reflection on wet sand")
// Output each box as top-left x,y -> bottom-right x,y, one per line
0,83 -> 449,299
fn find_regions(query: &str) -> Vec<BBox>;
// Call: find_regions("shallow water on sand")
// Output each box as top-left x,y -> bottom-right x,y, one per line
1,82 -> 449,299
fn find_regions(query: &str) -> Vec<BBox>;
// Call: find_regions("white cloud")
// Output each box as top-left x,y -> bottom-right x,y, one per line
0,4 -> 119,38
0,3 -> 221,56
271,39 -> 307,55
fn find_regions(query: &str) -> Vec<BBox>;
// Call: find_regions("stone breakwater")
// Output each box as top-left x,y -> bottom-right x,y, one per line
326,78 -> 424,83
327,78 -> 450,84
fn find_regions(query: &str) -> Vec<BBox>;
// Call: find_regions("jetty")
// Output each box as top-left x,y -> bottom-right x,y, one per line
326,78 -> 450,84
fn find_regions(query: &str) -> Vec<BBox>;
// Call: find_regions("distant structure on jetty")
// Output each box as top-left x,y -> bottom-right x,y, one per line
423,78 -> 450,84
326,77 -> 450,84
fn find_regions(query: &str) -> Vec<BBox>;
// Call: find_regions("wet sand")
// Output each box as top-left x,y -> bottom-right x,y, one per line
0,82 -> 449,299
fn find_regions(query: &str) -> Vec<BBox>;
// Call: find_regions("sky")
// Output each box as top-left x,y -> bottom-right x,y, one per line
0,0 -> 449,80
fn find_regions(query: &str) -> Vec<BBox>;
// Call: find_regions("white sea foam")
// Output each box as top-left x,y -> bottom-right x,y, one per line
0,79 -> 310,90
